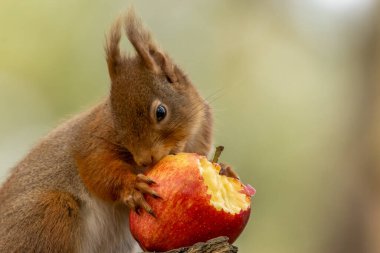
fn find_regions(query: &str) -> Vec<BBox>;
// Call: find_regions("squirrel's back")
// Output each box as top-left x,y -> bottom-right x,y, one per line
0,103 -> 96,200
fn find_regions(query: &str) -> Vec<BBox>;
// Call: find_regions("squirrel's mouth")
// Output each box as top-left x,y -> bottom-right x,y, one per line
169,150 -> 178,155
131,146 -> 177,172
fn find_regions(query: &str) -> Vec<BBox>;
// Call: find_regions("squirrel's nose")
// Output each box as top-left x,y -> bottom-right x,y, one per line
136,155 -> 153,167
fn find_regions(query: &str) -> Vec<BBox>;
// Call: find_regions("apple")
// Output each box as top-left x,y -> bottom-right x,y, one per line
129,153 -> 255,252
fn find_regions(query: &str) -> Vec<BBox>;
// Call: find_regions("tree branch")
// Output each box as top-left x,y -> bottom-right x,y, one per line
143,236 -> 238,253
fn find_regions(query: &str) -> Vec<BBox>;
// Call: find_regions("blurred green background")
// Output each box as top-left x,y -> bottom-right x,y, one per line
1,0 -> 380,252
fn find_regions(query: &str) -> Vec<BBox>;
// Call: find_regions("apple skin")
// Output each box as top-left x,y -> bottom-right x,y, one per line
129,153 -> 252,252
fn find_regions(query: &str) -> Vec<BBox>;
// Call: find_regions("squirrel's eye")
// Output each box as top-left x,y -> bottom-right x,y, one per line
156,104 -> 167,122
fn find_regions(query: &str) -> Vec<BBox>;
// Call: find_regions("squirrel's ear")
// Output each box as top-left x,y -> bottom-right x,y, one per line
125,8 -> 157,72
125,8 -> 177,82
105,16 -> 123,79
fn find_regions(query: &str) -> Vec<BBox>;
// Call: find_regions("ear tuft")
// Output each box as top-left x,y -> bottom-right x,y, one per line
105,16 -> 122,78
105,7 -> 178,82
125,7 -> 160,73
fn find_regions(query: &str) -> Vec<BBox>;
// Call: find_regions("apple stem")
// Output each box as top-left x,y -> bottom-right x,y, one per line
212,146 -> 224,163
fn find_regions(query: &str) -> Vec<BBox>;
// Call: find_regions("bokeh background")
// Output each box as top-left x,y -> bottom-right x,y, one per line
1,0 -> 380,252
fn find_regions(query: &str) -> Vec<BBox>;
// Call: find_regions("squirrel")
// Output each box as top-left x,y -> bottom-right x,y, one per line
0,8 -> 237,253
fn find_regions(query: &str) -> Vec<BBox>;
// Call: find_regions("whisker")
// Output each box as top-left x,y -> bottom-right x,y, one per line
158,100 -> 211,144
203,88 -> 224,102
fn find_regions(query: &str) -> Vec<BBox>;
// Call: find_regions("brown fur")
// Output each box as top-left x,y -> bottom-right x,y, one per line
1,190 -> 80,253
0,8 -> 213,253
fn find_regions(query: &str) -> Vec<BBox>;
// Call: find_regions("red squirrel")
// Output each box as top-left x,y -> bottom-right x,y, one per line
0,9 -> 236,253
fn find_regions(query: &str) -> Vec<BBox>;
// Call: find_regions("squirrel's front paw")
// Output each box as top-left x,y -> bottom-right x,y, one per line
121,174 -> 161,217
219,163 -> 240,180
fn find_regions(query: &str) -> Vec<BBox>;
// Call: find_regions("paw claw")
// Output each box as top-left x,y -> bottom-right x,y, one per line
135,181 -> 162,199
152,193 -> 162,199
137,174 -> 156,185
148,209 -> 157,218
122,174 -> 160,217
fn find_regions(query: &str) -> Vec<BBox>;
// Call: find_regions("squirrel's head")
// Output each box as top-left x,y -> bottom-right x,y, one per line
105,9 -> 209,167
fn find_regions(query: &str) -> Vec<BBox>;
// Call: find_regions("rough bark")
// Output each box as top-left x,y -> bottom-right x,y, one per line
144,236 -> 238,253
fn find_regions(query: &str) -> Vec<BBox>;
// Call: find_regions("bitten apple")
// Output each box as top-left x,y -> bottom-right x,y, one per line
129,153 -> 255,252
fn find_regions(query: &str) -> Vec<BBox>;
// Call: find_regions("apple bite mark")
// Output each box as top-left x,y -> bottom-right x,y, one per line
198,157 -> 251,214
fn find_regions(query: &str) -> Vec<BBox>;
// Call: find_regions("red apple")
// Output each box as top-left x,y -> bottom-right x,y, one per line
129,153 -> 255,252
